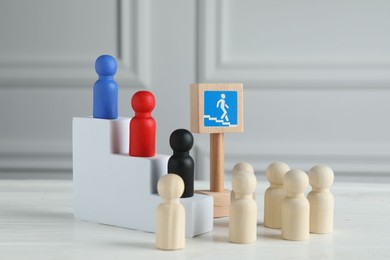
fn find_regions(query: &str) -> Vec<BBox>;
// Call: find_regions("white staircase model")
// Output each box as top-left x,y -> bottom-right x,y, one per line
73,117 -> 213,238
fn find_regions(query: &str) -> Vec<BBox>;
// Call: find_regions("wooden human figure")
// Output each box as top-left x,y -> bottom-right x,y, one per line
230,162 -> 255,203
168,129 -> 194,198
129,91 -> 156,157
281,169 -> 310,241
156,174 -> 185,250
307,165 -> 334,234
229,166 -> 257,244
264,162 -> 290,229
93,55 -> 118,119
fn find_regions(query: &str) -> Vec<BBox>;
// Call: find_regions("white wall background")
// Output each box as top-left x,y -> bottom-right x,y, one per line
0,0 -> 389,179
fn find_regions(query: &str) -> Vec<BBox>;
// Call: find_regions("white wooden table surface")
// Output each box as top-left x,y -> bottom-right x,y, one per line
0,179 -> 389,260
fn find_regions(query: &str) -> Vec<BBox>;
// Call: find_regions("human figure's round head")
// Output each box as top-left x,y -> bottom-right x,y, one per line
232,162 -> 254,176
158,174 -> 184,200
284,169 -> 308,194
232,170 -> 257,195
221,94 -> 226,99
131,91 -> 155,113
266,162 -> 290,185
95,55 -> 117,76
169,129 -> 193,152
308,165 -> 334,190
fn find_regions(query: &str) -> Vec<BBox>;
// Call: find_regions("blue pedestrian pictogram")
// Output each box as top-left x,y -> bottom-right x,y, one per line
204,91 -> 238,127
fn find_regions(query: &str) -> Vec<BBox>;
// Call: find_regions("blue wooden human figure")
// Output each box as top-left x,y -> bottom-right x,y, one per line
93,55 -> 118,119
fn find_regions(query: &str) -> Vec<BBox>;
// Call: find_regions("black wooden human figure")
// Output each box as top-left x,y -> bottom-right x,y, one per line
168,129 -> 194,198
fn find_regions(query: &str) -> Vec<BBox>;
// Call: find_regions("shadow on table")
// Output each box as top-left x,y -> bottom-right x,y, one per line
260,226 -> 282,240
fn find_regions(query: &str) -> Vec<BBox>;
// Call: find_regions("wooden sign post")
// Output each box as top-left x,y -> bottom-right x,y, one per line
190,83 -> 243,217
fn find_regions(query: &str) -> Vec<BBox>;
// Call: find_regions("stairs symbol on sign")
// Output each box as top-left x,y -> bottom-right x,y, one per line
204,115 -> 237,127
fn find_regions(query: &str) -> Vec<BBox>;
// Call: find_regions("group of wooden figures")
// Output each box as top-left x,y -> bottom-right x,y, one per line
264,162 -> 334,241
156,162 -> 334,250
92,55 -> 334,250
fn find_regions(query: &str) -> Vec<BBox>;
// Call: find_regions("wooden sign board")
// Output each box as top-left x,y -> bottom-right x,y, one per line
190,83 -> 244,134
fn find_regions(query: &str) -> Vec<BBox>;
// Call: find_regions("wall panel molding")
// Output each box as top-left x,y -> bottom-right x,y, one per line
194,141 -> 390,180
0,0 -> 151,172
198,0 -> 390,89
0,140 -> 72,171
0,0 -> 149,88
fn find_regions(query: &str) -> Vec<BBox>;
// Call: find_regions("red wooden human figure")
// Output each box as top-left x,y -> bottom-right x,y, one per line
129,91 -> 156,157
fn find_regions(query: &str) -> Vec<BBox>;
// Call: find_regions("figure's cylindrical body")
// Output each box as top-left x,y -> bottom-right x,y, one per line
129,115 -> 156,157
156,202 -> 185,250
307,190 -> 334,233
229,197 -> 257,243
210,133 -> 224,192
93,80 -> 118,119
281,196 -> 310,241
264,185 -> 286,229
168,155 -> 194,198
